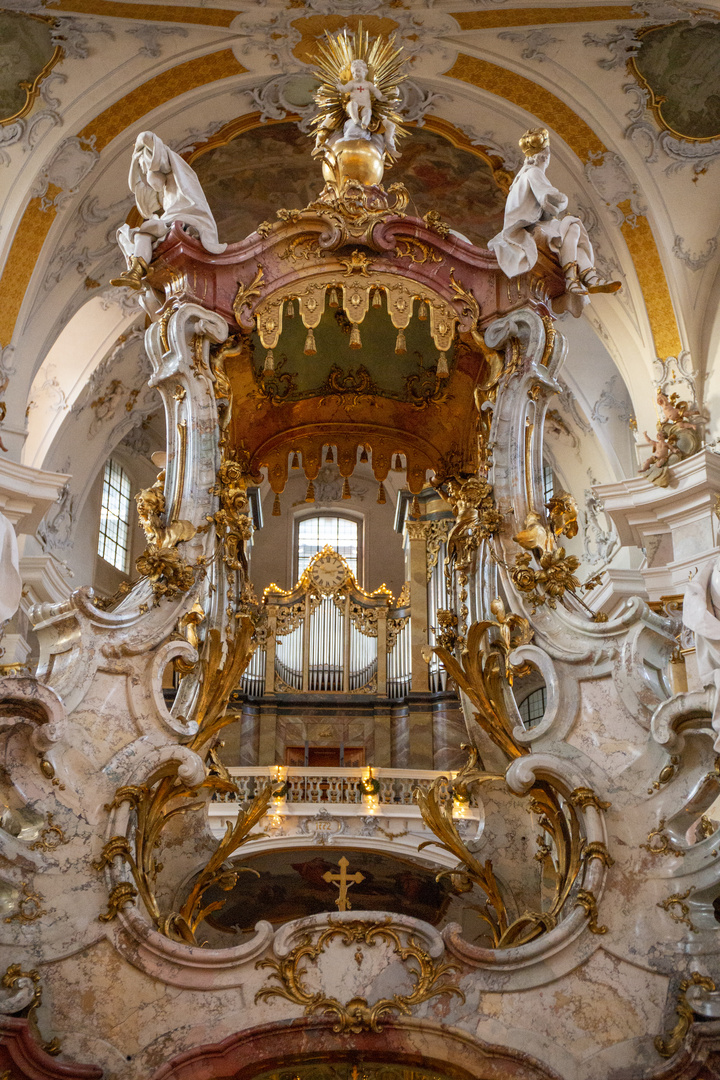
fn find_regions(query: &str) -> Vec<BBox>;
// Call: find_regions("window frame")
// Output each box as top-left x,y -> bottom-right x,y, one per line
293,510 -> 364,585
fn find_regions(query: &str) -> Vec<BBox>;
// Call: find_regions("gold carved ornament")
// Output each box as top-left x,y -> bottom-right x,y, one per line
657,887 -> 698,935
4,882 -> 46,925
134,467 -> 196,602
655,972 -> 715,1058
255,920 -> 464,1034
1,964 -> 60,1055
95,619 -> 272,943
507,494 -> 602,615
416,600 -> 608,948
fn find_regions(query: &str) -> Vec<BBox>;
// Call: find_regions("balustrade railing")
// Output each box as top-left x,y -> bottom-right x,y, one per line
211,766 -> 476,807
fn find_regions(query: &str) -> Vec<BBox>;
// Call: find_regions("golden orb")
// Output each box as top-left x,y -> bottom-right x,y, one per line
322,139 -> 385,187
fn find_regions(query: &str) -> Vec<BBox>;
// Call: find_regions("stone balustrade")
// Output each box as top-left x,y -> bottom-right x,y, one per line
211,766 -> 477,808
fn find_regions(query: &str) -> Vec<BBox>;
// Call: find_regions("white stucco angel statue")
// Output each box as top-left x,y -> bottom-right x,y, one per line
111,130 -> 226,292
488,128 -> 620,304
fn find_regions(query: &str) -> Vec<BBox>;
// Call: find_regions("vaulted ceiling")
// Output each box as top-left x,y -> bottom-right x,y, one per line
1,0 -> 718,538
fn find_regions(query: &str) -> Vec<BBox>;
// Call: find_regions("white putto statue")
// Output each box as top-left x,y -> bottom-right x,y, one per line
488,128 -> 620,302
111,130 -> 226,291
338,59 -> 384,132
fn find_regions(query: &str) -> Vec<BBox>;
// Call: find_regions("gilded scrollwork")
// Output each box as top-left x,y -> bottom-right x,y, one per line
27,812 -> 68,852
642,819 -> 686,858
2,964 -> 61,1055
4,882 -> 47,924
232,264 -> 265,324
425,520 -> 451,581
655,973 -> 715,1058
96,620 -> 269,942
417,602 -> 611,948
255,920 -> 464,1033
657,887 -> 698,934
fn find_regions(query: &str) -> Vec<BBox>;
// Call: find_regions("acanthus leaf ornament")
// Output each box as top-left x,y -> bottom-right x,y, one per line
255,920 -> 464,1033
418,602 -> 612,949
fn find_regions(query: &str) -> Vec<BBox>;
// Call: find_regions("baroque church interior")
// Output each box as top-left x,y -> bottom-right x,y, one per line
1,1 -> 720,1078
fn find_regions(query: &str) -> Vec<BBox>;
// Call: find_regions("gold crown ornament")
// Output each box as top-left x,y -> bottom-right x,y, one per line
519,127 -> 549,157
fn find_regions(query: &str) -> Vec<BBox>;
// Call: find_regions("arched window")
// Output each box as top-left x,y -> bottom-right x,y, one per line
296,514 -> 360,581
97,459 -> 132,572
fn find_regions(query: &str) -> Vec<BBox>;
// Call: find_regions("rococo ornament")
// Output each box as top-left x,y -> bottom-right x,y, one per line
255,920 -> 464,1033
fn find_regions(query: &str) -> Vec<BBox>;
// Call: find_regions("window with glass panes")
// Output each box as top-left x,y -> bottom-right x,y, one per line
542,464 -> 555,503
97,459 -> 131,572
519,686 -> 547,728
296,515 -> 360,581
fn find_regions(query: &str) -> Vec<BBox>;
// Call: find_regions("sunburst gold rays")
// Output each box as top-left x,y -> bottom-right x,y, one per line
310,22 -> 409,146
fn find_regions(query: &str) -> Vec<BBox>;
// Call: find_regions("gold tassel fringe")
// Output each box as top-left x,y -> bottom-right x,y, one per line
395,329 -> 406,355
342,477 -> 351,500
377,482 -> 387,505
272,494 -> 281,516
305,480 -> 315,503
349,324 -> 362,350
304,328 -> 316,356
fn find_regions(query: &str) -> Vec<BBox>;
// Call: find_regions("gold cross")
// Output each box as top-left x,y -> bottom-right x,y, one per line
323,856 -> 365,911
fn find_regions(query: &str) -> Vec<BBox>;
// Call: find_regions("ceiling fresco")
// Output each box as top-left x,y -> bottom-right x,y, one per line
0,11 -> 59,123
192,122 -> 507,248
632,21 -> 720,141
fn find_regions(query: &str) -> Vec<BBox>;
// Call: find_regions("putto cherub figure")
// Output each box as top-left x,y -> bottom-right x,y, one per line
311,24 -> 408,182
489,127 -> 620,307
111,130 -> 226,292
338,58 -> 383,132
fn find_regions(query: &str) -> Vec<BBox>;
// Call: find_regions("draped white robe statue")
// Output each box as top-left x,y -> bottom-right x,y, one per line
114,131 -> 225,288
488,149 -> 593,279
488,146 -> 618,313
684,559 -> 720,748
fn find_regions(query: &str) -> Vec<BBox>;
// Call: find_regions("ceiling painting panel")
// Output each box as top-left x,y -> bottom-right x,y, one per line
191,122 -> 506,248
0,12 -> 61,125
631,22 -> 720,142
